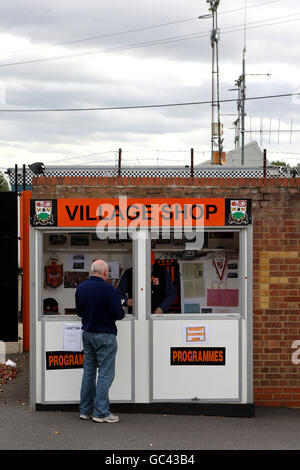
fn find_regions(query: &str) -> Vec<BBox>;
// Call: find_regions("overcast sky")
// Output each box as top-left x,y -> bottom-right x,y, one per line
0,0 -> 299,171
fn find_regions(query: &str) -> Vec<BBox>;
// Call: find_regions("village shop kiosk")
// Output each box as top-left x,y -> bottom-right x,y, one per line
29,197 -> 254,416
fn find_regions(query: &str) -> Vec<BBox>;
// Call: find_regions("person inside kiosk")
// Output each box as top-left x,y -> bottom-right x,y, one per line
41,230 -> 240,317
116,250 -> 177,314
139,231 -> 240,315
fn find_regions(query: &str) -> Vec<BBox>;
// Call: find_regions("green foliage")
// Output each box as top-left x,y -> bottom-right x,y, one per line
271,160 -> 287,166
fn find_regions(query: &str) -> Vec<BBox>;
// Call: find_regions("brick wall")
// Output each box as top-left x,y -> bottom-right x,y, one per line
32,176 -> 300,408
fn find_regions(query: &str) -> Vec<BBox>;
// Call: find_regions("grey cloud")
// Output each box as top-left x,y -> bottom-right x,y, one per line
0,0 -> 299,167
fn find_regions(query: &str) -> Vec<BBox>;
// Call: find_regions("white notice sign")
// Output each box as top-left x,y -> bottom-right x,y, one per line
63,324 -> 82,351
182,324 -> 209,345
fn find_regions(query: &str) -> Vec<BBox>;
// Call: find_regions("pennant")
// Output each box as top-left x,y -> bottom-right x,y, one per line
213,254 -> 227,281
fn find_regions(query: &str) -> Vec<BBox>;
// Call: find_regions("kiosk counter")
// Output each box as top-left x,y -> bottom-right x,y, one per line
29,197 -> 254,416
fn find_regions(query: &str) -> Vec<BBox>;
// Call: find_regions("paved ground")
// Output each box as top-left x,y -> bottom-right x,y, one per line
0,353 -> 300,451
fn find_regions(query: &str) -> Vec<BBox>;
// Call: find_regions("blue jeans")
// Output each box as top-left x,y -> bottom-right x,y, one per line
80,331 -> 118,418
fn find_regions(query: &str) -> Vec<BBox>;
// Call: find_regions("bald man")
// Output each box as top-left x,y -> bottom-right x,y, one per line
75,259 -> 125,423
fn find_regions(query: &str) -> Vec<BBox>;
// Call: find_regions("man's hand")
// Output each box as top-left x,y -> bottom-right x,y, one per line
152,307 -> 163,314
127,298 -> 134,307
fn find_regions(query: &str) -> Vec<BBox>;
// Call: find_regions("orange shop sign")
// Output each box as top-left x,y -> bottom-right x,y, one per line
58,197 -> 225,227
30,198 -> 252,228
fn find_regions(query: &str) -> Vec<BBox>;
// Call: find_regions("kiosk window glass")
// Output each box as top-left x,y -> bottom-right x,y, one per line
42,231 -> 133,316
149,231 -> 240,315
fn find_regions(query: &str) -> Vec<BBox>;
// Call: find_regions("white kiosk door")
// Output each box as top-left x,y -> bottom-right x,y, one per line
42,318 -> 133,403
151,318 -> 240,401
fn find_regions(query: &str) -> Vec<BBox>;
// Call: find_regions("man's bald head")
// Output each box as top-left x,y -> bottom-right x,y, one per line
90,259 -> 109,280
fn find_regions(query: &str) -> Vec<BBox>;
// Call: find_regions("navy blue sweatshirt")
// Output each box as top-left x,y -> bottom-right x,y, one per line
75,276 -> 125,335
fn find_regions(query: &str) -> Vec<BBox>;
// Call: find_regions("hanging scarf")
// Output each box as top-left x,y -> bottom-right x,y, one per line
45,256 -> 63,288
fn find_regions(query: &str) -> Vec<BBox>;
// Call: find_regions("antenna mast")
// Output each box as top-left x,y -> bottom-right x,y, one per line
241,47 -> 246,165
231,0 -> 247,163
241,0 -> 248,165
207,0 -> 223,164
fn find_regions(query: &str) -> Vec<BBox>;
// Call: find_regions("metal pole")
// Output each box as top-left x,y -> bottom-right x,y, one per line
211,7 -> 215,163
263,149 -> 267,178
23,164 -> 26,191
191,148 -> 194,178
215,7 -> 222,165
241,48 -> 246,165
241,0 -> 247,165
118,148 -> 122,177
201,1 -> 221,164
15,164 -> 18,194
208,1 -> 222,164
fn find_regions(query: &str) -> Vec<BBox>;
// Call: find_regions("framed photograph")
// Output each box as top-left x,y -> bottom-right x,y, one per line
64,271 -> 89,288
49,234 -> 67,245
70,234 -> 89,246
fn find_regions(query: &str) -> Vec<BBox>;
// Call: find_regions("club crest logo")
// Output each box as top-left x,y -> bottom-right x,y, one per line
228,200 -> 249,225
33,201 -> 54,226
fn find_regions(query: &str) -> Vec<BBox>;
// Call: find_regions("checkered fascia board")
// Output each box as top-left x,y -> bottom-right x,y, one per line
9,166 -> 284,186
